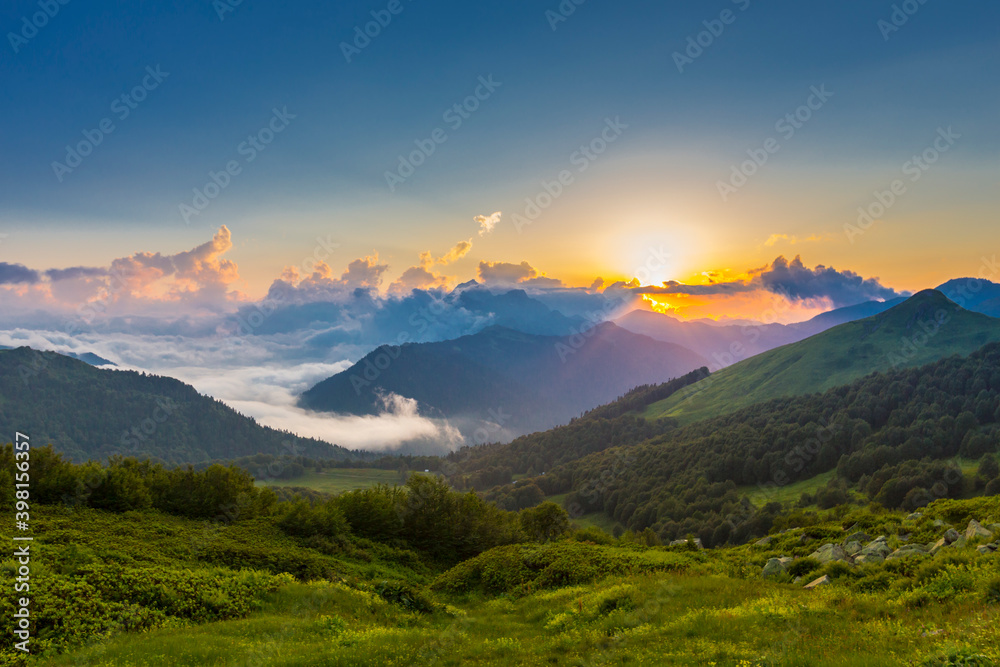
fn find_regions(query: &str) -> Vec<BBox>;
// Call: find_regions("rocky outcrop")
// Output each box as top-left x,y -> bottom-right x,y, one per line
966,520 -> 995,541
804,575 -> 830,589
810,543 -> 847,564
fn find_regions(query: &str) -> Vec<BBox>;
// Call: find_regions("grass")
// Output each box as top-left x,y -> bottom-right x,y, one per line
38,569 -> 1000,666
13,495 -> 1000,666
643,291 -> 1000,425
255,468 -> 405,494
743,470 -> 838,506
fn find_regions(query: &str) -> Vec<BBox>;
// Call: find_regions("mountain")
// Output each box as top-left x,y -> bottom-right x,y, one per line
790,297 -> 907,335
614,297 -> 905,365
0,347 -> 354,464
300,323 -> 707,437
0,345 -> 114,366
937,278 -> 1000,318
643,290 -> 1000,424
525,341 -> 1000,544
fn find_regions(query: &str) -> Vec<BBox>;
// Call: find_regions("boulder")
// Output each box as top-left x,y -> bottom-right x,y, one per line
810,543 -> 847,564
933,519 -> 946,528
929,538 -> 948,555
906,512 -> 923,521
943,529 -> 961,544
778,556 -> 794,567
976,544 -> 997,555
843,531 -> 872,545
861,537 -> 891,559
804,575 -> 831,589
887,544 -> 928,560
854,553 -> 884,565
762,558 -> 787,577
966,520 -> 994,541
755,536 -> 772,547
987,523 -> 1000,534
844,541 -> 863,557
952,536 -> 968,549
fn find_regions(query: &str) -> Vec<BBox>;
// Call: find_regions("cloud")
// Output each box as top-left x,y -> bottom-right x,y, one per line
437,239 -> 472,265
763,233 -> 832,248
388,265 -> 450,295
475,211 -> 501,236
478,260 -> 538,285
753,255 -> 907,307
387,241 -> 471,296
522,276 -> 564,288
340,254 -> 389,290
0,263 -> 41,285
46,267 -> 108,281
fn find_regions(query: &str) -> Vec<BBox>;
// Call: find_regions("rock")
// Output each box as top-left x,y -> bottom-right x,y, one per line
976,544 -> 997,555
844,541 -> 863,557
987,523 -> 1000,534
843,531 -> 872,545
953,536 -> 968,549
943,529 -> 960,544
793,576 -> 804,585
966,520 -> 994,541
778,557 -> 794,567
887,544 -> 928,560
804,575 -> 831,589
755,536 -> 772,547
762,558 -> 787,577
929,538 -> 949,555
854,553 -> 884,565
861,537 -> 891,559
906,512 -> 923,521
933,519 -> 946,528
810,543 -> 847,564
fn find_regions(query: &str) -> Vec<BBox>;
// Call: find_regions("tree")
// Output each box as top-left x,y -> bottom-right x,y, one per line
519,502 -> 570,542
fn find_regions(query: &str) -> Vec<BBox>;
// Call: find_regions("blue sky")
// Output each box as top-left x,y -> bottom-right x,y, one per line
1,0 -> 997,298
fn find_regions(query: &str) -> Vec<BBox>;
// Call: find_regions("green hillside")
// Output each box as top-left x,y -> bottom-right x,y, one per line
0,347 -> 355,464
644,290 -> 1000,424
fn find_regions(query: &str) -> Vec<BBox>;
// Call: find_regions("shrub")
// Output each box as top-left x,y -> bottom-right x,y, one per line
786,558 -> 821,578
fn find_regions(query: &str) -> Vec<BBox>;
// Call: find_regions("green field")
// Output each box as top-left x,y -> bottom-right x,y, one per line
255,468 -> 405,494
643,291 -> 1000,425
18,496 -> 1000,667
744,469 -> 839,506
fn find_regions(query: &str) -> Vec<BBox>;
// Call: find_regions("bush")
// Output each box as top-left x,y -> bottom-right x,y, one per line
372,580 -> 436,614
787,558 -> 821,578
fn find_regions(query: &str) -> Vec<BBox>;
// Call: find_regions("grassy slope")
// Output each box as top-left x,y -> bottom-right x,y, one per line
644,291 -> 1000,424
20,496 -> 1000,666
255,469 -> 404,494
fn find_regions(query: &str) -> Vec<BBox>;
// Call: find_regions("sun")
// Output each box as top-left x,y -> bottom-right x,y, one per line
642,295 -> 675,315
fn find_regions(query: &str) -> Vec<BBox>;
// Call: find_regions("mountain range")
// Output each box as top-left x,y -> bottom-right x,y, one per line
0,347 -> 354,464
644,289 -> 1000,424
299,322 -> 707,437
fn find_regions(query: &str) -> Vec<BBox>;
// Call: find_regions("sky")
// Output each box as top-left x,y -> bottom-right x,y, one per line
1,0 -> 997,311
1,0 -> 997,451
